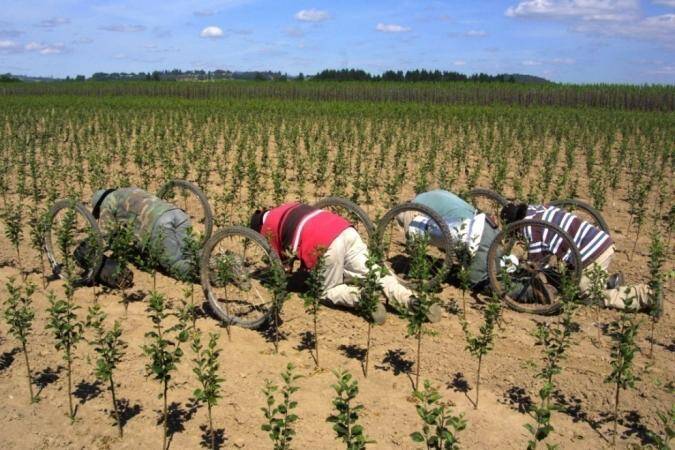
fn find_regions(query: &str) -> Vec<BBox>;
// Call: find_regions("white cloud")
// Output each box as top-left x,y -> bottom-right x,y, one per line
551,57 -> 575,64
505,0 -> 639,21
36,17 -> 70,28
200,26 -> 224,38
465,30 -> 487,37
100,24 -> 146,32
294,9 -> 330,22
453,60 -> 466,66
0,40 -> 20,52
376,23 -> 411,33
506,1 -> 674,44
653,0 -> 675,7
24,41 -> 65,54
522,59 -> 542,66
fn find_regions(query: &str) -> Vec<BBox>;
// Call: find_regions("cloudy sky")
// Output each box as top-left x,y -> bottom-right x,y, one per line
1,0 -> 674,83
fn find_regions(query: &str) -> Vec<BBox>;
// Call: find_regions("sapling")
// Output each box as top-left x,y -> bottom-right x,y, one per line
326,369 -> 374,449
605,307 -> 640,447
401,232 -> 440,391
46,290 -> 85,421
86,304 -> 127,437
459,294 -> 501,409
3,206 -> 23,272
646,231 -> 666,358
647,403 -> 674,450
56,202 -> 78,280
142,291 -> 189,450
29,209 -> 50,287
525,274 -> 579,450
410,380 -> 466,449
261,363 -> 302,450
267,257 -> 289,354
356,253 -> 384,377
137,230 -> 166,291
192,331 -> 224,450
3,277 -> 37,402
108,221 -> 136,315
301,250 -> 326,368
585,263 -> 608,342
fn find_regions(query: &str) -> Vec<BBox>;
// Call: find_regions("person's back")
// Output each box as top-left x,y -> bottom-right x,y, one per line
413,190 -> 477,222
93,187 -> 194,279
96,187 -> 177,238
259,202 -> 352,269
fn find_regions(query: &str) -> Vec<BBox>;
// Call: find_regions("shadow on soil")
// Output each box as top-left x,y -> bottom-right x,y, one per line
0,348 -> 20,372
34,365 -> 63,398
74,379 -> 103,404
158,398 -> 201,449
200,424 -> 227,449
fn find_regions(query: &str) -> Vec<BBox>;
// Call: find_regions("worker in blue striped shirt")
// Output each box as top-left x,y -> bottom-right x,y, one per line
500,202 -> 654,312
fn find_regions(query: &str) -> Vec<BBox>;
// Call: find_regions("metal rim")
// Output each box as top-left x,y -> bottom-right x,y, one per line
157,179 -> 214,242
44,199 -> 105,286
200,225 -> 282,329
487,218 -> 582,316
375,202 -> 453,290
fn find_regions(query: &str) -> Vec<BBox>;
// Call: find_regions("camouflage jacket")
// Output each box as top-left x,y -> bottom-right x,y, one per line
98,188 -> 179,239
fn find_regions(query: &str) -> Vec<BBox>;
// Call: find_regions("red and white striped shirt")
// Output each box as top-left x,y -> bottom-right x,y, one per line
260,203 -> 352,269
524,205 -> 613,266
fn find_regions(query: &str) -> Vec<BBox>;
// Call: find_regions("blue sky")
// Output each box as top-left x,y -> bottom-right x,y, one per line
1,0 -> 674,83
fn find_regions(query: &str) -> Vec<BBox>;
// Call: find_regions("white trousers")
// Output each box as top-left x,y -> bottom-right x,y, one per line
579,246 -> 650,311
322,228 -> 413,308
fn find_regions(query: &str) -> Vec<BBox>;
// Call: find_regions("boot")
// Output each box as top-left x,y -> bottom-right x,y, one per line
606,272 -> 624,290
408,297 -> 443,323
97,257 -> 134,290
371,303 -> 387,325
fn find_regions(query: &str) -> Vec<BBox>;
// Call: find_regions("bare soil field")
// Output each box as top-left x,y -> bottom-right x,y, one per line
0,189 -> 672,450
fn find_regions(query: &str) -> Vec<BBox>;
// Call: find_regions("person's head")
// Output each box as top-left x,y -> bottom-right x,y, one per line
249,209 -> 267,233
500,202 -> 528,225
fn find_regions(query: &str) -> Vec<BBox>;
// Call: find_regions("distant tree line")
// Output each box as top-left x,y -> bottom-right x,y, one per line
312,69 -> 521,83
89,70 -> 288,82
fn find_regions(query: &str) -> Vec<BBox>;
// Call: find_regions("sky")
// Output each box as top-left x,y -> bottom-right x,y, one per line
1,0 -> 674,84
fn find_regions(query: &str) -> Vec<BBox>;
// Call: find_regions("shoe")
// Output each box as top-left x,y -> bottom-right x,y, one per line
97,257 -> 134,290
606,272 -> 624,290
426,303 -> 442,323
371,303 -> 387,325
409,297 -> 443,323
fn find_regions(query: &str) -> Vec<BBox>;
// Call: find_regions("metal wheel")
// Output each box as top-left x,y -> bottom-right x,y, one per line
312,196 -> 375,244
45,199 -> 105,286
157,179 -> 214,242
548,199 -> 610,234
468,188 -> 509,228
487,219 -> 582,315
376,202 -> 453,290
200,225 -> 282,329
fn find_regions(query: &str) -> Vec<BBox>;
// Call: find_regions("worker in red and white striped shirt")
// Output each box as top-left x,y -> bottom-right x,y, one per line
500,202 -> 653,312
250,203 -> 442,324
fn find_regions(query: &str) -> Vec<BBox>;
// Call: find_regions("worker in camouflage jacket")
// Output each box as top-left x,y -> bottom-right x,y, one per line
90,187 -> 195,280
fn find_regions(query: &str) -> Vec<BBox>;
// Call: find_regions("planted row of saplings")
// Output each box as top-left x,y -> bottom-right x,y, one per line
3,227 -> 671,448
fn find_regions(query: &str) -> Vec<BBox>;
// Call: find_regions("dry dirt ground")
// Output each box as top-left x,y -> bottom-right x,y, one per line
0,196 -> 673,450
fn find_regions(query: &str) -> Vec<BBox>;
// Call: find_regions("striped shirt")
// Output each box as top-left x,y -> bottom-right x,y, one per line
524,205 -> 613,266
408,213 -> 486,256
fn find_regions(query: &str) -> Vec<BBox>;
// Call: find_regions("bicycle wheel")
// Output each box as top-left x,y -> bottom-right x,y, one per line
376,202 -> 453,290
45,199 -> 105,286
157,179 -> 214,242
487,219 -> 582,315
200,226 -> 282,329
312,196 -> 375,244
468,188 -> 509,228
548,199 -> 610,234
